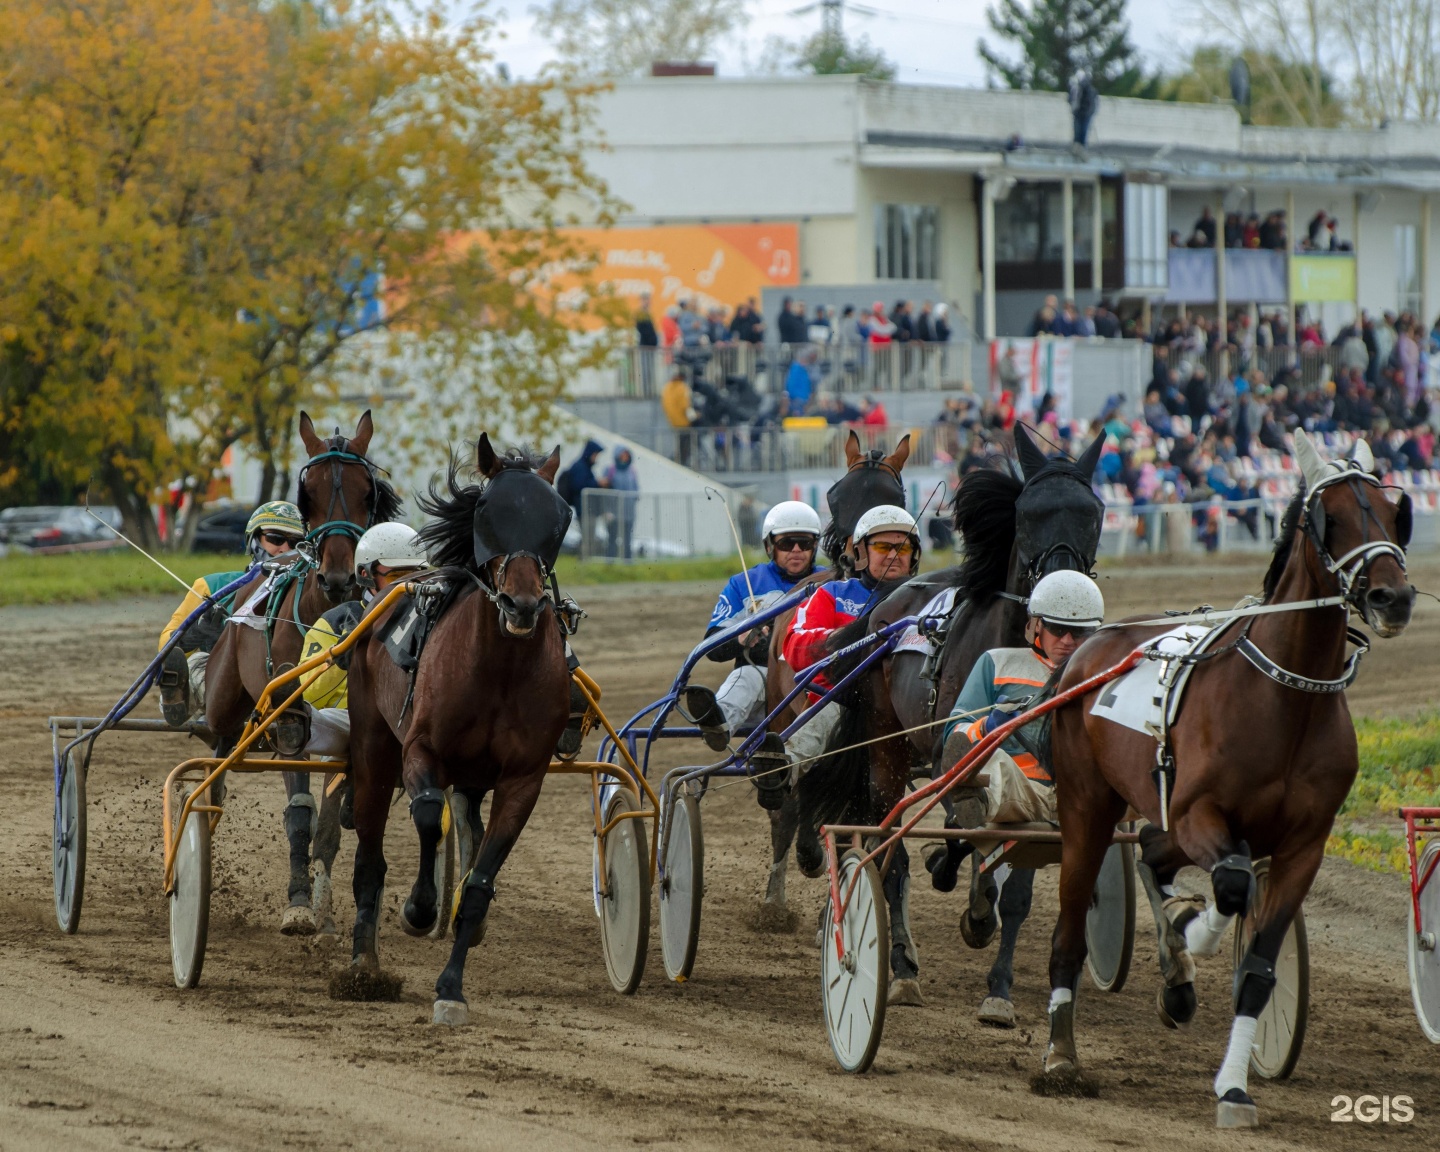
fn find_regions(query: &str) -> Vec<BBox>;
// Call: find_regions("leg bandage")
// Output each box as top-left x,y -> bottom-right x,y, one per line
1048,987 -> 1073,1013
1214,1015 -> 1258,1099
1185,903 -> 1234,958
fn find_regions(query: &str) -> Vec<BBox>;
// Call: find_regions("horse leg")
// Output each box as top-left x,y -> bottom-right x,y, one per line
434,772 -> 544,1026
310,773 -> 344,937
1043,817 -> 1116,1076
280,769 -> 317,936
349,772 -> 391,973
1213,840 -> 1321,1128
399,745 -> 446,937
1136,823 -> 1199,1028
884,842 -> 924,1007
764,796 -> 798,908
979,866 -> 1034,1028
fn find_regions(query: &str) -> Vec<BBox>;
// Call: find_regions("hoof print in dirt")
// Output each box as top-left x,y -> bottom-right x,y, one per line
1029,1067 -> 1101,1099
750,901 -> 799,935
328,967 -> 404,1002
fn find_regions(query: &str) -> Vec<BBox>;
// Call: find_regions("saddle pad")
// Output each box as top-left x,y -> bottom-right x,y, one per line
895,587 -> 958,655
227,572 -> 278,631
1088,624 -> 1212,738
380,596 -> 426,672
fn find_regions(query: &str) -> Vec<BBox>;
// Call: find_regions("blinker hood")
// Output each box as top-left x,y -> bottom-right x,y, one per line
472,468 -> 572,572
1014,473 -> 1103,570
824,457 -> 905,543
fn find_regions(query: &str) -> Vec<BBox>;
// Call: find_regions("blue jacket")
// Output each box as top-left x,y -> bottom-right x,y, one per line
707,560 -> 822,630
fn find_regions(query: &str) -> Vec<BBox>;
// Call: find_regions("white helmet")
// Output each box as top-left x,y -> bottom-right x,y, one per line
853,504 -> 917,542
762,500 -> 821,541
354,523 -> 428,587
1027,570 -> 1105,627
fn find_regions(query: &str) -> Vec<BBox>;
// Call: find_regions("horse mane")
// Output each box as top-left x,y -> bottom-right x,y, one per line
294,435 -> 403,525
952,467 -> 1023,600
1262,486 -> 1307,603
417,447 -> 546,571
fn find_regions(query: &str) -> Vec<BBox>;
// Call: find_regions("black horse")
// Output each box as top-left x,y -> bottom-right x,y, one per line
793,424 -> 1104,1013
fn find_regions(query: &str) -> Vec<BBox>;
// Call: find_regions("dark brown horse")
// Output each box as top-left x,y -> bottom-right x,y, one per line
205,410 -> 401,934
1042,432 -> 1413,1127
344,435 -> 572,1025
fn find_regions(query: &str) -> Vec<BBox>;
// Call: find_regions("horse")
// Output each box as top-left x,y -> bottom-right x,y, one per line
205,410 -> 402,935
1040,431 -> 1413,1127
343,435 -> 573,1026
756,430 -> 910,919
793,424 -> 1104,1009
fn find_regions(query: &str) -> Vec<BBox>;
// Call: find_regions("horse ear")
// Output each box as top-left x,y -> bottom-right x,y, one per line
1350,437 -> 1376,474
1395,492 -> 1413,550
298,412 -> 323,456
884,433 -> 911,473
1013,423 -> 1048,482
537,445 -> 561,485
1292,429 -> 1331,492
349,410 -> 373,456
476,432 -> 499,477
1075,433 -> 1105,479
844,430 -> 862,468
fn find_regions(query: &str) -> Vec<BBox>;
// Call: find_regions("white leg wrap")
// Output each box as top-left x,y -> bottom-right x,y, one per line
1186,903 -> 1234,958
1048,987 -> 1073,1013
1214,1015 -> 1258,1098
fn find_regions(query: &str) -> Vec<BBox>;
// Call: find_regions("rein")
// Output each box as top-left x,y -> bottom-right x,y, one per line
299,445 -> 383,546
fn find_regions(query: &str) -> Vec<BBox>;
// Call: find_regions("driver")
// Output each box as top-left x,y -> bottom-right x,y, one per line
925,570 -> 1105,894
157,500 -> 305,727
680,501 -> 824,751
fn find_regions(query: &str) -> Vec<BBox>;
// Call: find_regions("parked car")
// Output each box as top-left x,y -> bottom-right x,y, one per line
0,505 -> 122,552
190,505 -> 254,554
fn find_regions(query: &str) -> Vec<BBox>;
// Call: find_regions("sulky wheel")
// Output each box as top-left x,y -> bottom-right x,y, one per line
1409,838 -> 1440,1043
598,788 -> 650,994
53,747 -> 88,935
1085,840 -> 1136,993
659,790 -> 704,982
821,850 -> 889,1074
169,786 -> 213,990
1234,858 -> 1309,1079
429,791 -> 458,941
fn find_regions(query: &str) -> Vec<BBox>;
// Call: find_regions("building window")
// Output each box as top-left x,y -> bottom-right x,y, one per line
875,204 -> 939,280
1396,224 -> 1421,315
1124,181 -> 1168,290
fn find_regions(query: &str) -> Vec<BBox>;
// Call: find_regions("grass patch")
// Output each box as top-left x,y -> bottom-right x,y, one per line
1329,712 -> 1440,872
0,549 -> 251,607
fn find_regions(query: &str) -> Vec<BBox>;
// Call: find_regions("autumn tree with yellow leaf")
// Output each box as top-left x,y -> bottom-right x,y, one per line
0,0 -> 619,546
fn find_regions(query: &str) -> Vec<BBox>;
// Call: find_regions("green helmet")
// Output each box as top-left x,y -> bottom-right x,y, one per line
246,501 -> 305,539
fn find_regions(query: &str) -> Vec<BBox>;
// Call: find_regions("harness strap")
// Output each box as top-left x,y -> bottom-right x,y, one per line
1234,628 -> 1370,694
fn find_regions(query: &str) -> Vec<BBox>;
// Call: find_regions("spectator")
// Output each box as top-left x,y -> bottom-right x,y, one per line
1398,318 -> 1421,408
860,394 -> 888,426
635,294 -> 658,348
660,305 -> 680,347
1077,305 -> 1098,337
1400,423 -> 1434,470
558,440 -> 605,556
676,299 -> 704,347
705,306 -> 730,346
889,300 -> 913,342
933,302 -> 953,342
730,298 -> 764,344
916,301 -> 936,342
1224,212 -> 1243,248
662,370 -> 696,466
819,394 -> 862,424
1143,386 -> 1173,437
867,301 -> 896,344
1192,206 -> 1217,248
1306,210 -> 1328,250
1093,298 -> 1121,338
1169,229 -> 1185,249
1242,213 -> 1261,249
777,297 -> 808,345
784,347 -> 818,412
837,304 -> 865,345
1185,363 -> 1212,422
1028,294 -> 1059,336
602,447 -> 640,560
807,304 -> 833,345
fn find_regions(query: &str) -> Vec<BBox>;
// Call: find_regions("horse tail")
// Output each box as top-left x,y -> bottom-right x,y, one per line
793,706 -> 872,874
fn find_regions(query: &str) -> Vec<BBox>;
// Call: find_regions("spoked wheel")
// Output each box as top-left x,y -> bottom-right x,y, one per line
169,785 -> 213,990
598,788 -> 650,994
821,850 -> 889,1073
1234,858 -> 1308,1079
659,790 -> 703,982
53,748 -> 88,935
1085,840 -> 1136,993
428,792 -> 458,941
1408,838 -> 1440,1043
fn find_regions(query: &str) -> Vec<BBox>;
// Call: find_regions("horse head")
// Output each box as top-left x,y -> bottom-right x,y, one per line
1293,430 -> 1414,638
297,410 -> 394,603
822,429 -> 910,574
1011,424 -> 1105,585
472,433 -> 568,637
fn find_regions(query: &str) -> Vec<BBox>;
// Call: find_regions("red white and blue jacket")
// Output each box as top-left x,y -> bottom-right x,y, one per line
782,576 -> 876,694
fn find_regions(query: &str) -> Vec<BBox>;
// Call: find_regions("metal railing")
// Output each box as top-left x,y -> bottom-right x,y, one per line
575,489 -> 755,561
611,340 -> 972,399
1099,497 -> 1283,557
665,422 -> 965,475
1154,344 -> 1348,389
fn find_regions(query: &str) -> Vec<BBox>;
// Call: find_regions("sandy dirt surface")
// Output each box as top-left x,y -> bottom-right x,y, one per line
2,561 -> 1440,1151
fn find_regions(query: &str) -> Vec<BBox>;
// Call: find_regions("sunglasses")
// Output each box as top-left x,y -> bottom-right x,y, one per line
867,540 -> 915,557
772,535 -> 816,553
1041,622 -> 1095,641
261,532 -> 298,546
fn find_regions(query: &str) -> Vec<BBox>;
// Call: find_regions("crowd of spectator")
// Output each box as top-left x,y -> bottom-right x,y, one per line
1171,207 -> 1353,253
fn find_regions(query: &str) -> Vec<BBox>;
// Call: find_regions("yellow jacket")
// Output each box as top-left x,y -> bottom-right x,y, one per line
159,569 -> 247,651
661,377 -> 694,429
299,612 -> 352,709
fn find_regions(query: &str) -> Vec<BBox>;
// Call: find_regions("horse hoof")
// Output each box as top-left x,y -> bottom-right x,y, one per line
924,845 -> 960,893
978,996 -> 1016,1028
1156,983 -> 1196,1030
317,917 -> 339,939
960,910 -> 997,950
1041,1047 -> 1076,1075
1216,1089 -> 1259,1129
433,999 -> 469,1027
280,904 -> 316,936
887,978 -> 925,1008
400,902 -> 437,938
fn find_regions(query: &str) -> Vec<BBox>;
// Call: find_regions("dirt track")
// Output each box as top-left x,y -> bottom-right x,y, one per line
2,562 -> 1440,1151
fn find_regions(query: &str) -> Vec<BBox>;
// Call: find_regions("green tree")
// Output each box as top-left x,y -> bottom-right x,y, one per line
978,0 -> 1158,97
531,0 -> 748,77
791,28 -> 896,81
1162,45 -> 1345,126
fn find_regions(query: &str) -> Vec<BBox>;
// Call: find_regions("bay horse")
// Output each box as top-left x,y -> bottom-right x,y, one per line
205,410 -> 401,935
757,430 -> 909,918
795,424 -> 1104,1008
1041,431 -> 1413,1127
343,435 -> 572,1025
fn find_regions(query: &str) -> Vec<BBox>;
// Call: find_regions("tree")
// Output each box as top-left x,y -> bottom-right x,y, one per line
530,0 -> 748,77
0,0 -> 620,546
978,0 -> 1159,97
779,28 -> 896,81
1162,45 -> 1345,126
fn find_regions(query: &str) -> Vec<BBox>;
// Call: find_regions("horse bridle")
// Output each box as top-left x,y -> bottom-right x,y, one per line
296,439 -> 382,551
1023,541 -> 1097,584
1303,463 -> 1409,627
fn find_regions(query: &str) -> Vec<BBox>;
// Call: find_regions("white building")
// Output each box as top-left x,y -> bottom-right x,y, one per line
584,75 -> 1440,337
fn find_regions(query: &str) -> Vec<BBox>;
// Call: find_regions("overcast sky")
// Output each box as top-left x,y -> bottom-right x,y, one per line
472,0 -> 1190,88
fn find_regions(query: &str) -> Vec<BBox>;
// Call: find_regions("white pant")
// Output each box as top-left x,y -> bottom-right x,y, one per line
785,700 -> 843,774
187,650 -> 209,711
305,706 -> 350,761
981,747 -> 1057,825
715,665 -> 767,734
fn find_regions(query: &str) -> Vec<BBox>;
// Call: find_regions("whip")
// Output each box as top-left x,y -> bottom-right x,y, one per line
83,495 -> 198,595
704,485 -> 757,614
